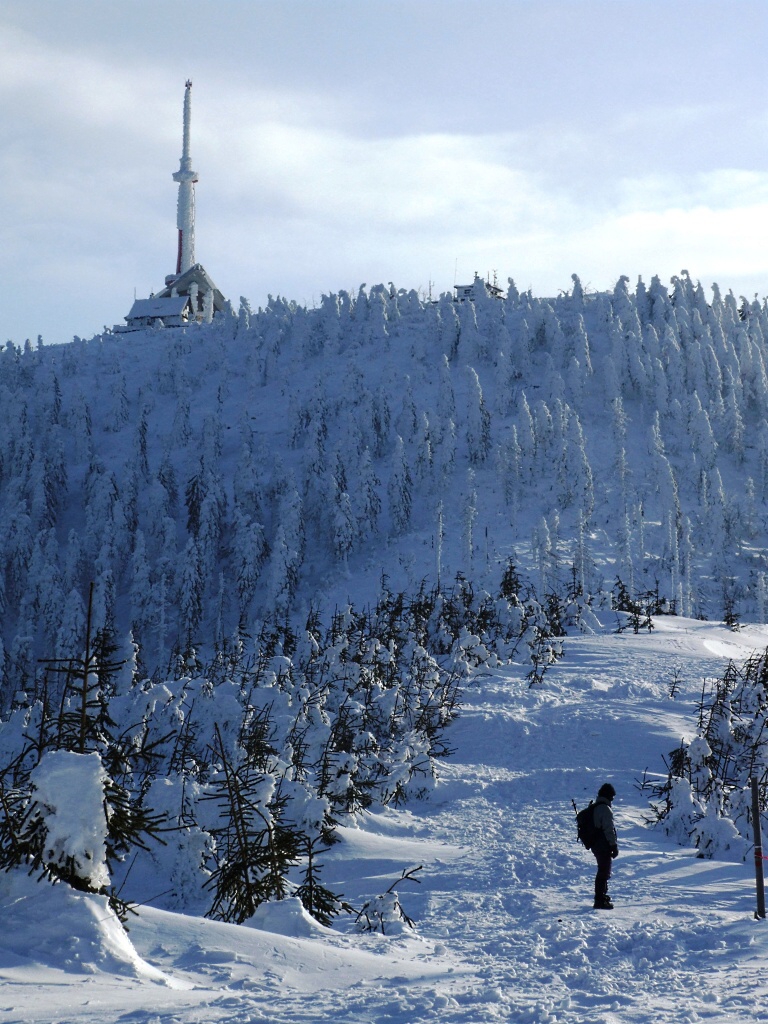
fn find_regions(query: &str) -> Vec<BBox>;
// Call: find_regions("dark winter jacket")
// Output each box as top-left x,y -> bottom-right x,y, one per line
592,795 -> 617,854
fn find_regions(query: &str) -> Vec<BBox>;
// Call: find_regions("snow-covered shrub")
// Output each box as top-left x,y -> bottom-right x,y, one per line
354,866 -> 422,935
648,649 -> 768,860
24,749 -> 110,891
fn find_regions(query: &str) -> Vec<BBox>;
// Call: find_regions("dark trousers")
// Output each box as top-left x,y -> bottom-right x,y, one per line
593,849 -> 612,899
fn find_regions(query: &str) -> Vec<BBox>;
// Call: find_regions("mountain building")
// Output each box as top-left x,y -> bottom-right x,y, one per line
454,272 -> 505,302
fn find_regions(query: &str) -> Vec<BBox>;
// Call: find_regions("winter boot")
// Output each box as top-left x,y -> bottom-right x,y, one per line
593,895 -> 614,910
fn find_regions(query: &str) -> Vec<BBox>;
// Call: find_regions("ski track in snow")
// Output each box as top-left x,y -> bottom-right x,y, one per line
5,618 -> 768,1023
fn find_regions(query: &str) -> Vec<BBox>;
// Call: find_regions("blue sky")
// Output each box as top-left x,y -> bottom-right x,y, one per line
2,0 -> 768,344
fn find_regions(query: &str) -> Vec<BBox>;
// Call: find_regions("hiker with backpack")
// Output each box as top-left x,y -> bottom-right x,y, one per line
591,782 -> 619,909
574,782 -> 619,909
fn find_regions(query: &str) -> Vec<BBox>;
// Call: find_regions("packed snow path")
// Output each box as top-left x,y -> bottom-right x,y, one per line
413,619 -> 767,1024
5,617 -> 768,1023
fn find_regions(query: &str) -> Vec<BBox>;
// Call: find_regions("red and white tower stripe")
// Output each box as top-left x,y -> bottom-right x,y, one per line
172,80 -> 198,276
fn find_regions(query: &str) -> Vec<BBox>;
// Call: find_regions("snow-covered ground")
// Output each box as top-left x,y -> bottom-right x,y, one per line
4,614 -> 768,1024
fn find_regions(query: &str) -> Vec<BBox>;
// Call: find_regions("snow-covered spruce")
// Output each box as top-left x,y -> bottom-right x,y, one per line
645,646 -> 768,860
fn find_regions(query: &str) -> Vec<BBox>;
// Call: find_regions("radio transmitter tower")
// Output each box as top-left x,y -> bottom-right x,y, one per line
115,80 -> 226,333
172,79 -> 198,276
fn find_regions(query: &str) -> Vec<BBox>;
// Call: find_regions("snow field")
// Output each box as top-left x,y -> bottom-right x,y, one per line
4,615 -> 768,1022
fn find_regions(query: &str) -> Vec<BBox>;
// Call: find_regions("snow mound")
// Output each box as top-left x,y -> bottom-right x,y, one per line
0,869 -> 176,984
247,896 -> 330,937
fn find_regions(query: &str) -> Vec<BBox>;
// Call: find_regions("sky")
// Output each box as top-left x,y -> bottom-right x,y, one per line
2,0 -> 768,346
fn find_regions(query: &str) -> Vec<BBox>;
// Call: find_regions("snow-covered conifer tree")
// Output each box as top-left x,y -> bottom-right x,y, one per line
356,447 -> 381,538
332,490 -> 356,569
465,367 -> 491,464
388,437 -> 413,535
415,412 -> 433,481
396,377 -> 419,442
688,394 -> 717,472
266,485 -> 305,617
178,537 -> 204,646
462,470 -> 477,570
517,392 -> 536,477
722,367 -> 745,461
233,509 -> 268,624
532,516 -> 552,595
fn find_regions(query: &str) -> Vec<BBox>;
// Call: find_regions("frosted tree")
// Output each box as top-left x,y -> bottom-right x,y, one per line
465,366 -> 491,464
743,477 -> 758,541
756,572 -> 767,623
436,354 -> 456,427
55,587 -> 87,662
266,524 -> 299,618
688,394 -> 717,472
178,538 -> 204,645
757,420 -> 768,501
371,387 -> 392,457
498,427 -> 522,510
570,273 -> 585,310
721,367 -> 745,461
172,387 -> 193,447
414,412 -> 433,481
495,350 -> 516,416
197,483 -> 226,584
332,490 -> 356,570
435,499 -> 445,585
129,530 -> 153,646
706,468 -> 728,555
237,295 -> 252,337
462,470 -> 477,570
62,529 -> 84,596
233,509 -> 269,624
133,404 -> 150,479
651,356 -> 670,418
69,394 -> 94,462
266,485 -> 305,617
396,376 -> 419,441
437,295 -> 460,360
388,436 -> 413,534
434,417 -> 456,484
517,391 -> 536,478
3,499 -> 33,607
37,531 -> 65,650
456,297 -> 484,364
356,447 -> 381,538
28,448 -> 57,530
566,411 -> 594,521
83,459 -> 120,559
532,517 -> 553,595
156,450 -> 180,517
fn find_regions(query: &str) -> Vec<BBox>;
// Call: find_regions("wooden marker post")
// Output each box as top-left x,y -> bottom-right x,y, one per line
751,776 -> 766,920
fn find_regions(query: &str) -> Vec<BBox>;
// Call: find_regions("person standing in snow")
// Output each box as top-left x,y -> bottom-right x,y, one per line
592,782 -> 618,910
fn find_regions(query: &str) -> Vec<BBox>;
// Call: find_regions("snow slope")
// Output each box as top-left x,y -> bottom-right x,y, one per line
4,614 -> 768,1024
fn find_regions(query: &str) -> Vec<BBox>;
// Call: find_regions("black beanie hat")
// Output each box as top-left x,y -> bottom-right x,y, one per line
598,783 -> 616,800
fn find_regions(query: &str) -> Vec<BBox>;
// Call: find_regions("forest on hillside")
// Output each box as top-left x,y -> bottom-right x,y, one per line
2,270 -> 767,695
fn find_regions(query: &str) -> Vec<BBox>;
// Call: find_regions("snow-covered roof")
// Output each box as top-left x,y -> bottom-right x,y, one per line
126,296 -> 190,319
155,263 -> 226,312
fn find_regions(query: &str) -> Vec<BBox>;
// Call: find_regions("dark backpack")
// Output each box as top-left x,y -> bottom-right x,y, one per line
575,801 -> 598,850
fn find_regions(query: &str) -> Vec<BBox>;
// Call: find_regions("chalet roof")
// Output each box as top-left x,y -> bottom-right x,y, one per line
127,295 -> 190,319
156,263 -> 226,311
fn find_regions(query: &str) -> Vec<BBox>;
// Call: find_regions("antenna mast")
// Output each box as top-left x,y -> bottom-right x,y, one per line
172,80 -> 198,275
